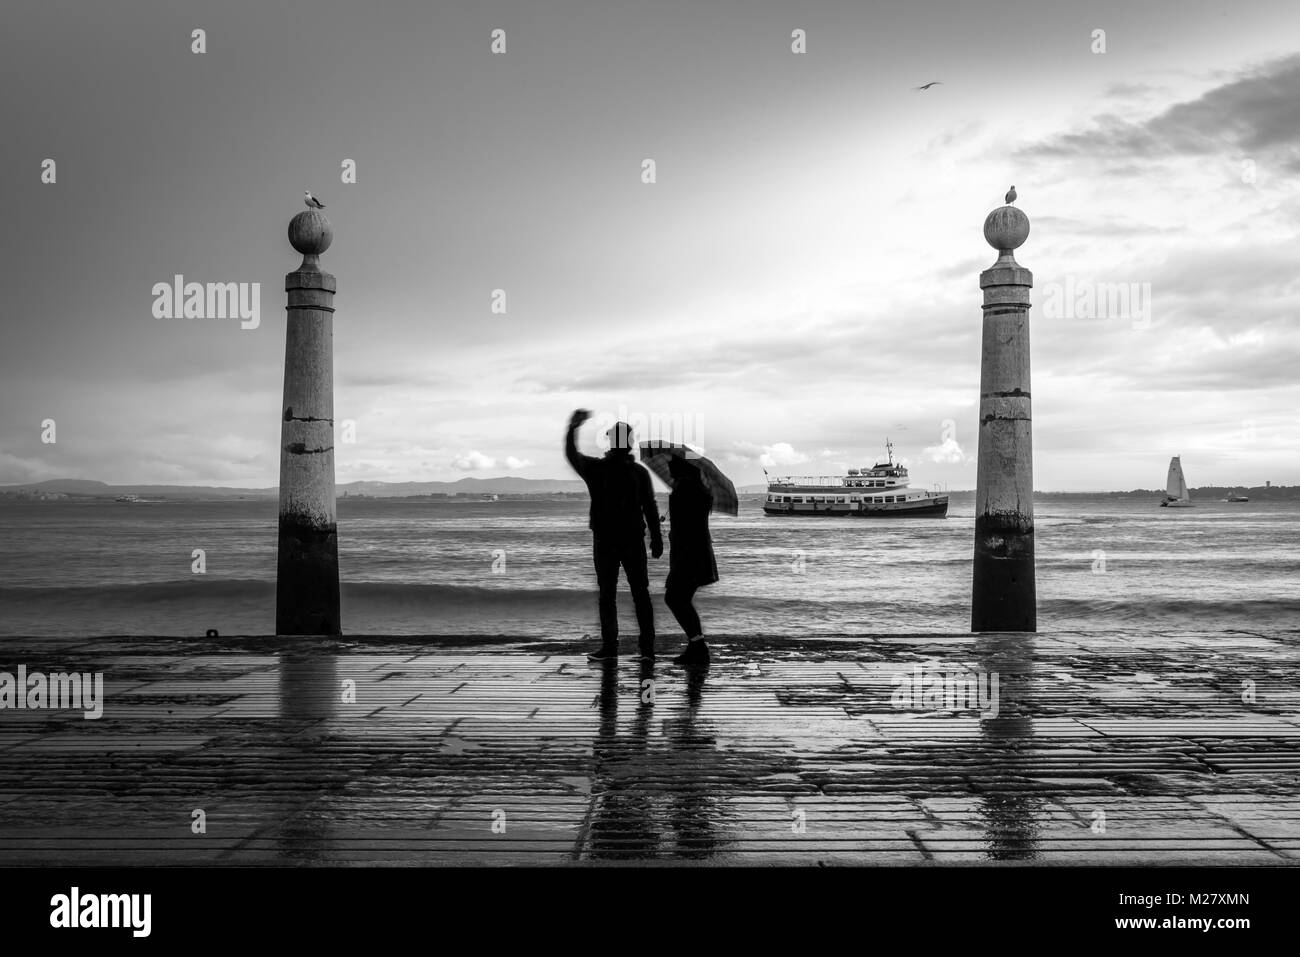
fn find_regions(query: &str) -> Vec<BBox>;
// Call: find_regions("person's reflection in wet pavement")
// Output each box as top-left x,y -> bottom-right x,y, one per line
662,666 -> 719,858
587,661 -> 661,859
586,662 -> 722,860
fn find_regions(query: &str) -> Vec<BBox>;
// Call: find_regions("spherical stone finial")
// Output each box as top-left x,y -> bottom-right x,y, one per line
288,210 -> 333,258
984,205 -> 1029,253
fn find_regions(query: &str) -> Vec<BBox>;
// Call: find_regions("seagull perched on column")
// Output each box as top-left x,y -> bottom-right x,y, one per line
1005,185 -> 1017,205
303,191 -> 326,209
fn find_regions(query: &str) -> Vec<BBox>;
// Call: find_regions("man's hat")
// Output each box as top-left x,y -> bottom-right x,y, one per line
605,421 -> 634,450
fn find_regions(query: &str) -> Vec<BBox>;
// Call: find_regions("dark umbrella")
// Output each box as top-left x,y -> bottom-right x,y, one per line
638,441 -> 739,516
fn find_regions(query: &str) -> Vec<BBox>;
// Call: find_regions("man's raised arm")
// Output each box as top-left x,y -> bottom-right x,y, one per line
565,408 -> 595,478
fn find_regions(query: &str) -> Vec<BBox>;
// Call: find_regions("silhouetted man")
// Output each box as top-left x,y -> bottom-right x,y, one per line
565,409 -> 662,661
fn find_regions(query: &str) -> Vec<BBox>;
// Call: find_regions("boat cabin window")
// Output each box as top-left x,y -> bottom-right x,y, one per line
885,496 -> 895,503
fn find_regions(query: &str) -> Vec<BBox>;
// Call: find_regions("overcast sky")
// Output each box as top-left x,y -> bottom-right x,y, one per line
2,0 -> 1298,491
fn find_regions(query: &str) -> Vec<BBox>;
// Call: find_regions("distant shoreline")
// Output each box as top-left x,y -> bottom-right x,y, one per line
3,488 -> 1298,503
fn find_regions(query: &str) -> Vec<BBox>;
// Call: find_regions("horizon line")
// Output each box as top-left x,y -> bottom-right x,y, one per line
1,475 -> 1289,496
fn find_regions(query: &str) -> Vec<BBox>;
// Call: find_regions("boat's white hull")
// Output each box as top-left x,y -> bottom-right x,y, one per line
763,496 -> 948,517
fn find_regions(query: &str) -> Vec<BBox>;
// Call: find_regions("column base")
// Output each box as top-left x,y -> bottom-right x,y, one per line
276,518 -> 341,636
972,522 -> 1036,632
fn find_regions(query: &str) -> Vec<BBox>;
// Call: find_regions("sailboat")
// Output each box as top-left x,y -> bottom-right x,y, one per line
1160,456 -> 1194,507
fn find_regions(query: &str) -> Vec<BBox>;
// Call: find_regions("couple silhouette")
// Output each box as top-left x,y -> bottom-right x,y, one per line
564,409 -> 717,666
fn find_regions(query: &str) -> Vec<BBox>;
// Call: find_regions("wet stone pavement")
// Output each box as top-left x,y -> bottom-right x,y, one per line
1,630 -> 1298,865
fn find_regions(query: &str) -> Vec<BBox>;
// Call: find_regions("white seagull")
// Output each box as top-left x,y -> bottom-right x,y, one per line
1005,185 -> 1017,205
303,191 -> 326,209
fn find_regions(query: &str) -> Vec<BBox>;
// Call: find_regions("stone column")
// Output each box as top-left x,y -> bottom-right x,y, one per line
971,204 -> 1035,632
276,210 -> 340,635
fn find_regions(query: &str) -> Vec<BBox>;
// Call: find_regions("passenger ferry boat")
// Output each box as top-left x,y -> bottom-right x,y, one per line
763,441 -> 948,517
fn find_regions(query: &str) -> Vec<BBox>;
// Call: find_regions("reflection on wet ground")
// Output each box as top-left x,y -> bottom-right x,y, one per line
587,663 -> 725,861
975,634 -> 1040,861
0,631 -> 1298,865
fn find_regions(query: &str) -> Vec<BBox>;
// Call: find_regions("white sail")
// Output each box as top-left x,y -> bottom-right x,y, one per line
1166,456 -> 1189,501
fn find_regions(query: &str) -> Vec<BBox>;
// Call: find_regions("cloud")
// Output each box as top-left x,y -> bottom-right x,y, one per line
1100,81 -> 1163,100
724,441 -> 811,470
923,437 -> 968,464
0,451 -> 53,485
449,452 -> 534,472
451,450 -> 496,471
1018,53 -> 1300,170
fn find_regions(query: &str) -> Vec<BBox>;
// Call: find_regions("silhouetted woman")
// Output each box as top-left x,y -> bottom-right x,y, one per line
664,456 -> 718,666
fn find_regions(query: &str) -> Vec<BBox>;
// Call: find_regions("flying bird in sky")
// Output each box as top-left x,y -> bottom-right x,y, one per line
1005,185 -> 1017,204
303,191 -> 326,209
914,81 -> 942,91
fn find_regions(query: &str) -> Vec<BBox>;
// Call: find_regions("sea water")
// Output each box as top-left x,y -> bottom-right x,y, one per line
0,496 -> 1295,638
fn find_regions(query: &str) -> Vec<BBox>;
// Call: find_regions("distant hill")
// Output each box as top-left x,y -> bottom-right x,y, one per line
6,479 -> 115,493
1042,486 -> 1298,500
0,476 -> 586,500
0,479 -> 276,500
341,477 -> 585,496
2,478 -> 1294,501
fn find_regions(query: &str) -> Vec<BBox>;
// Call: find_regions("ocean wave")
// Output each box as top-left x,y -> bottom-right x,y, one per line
1039,596 -> 1300,622
4,580 -> 1297,611
0,579 -> 275,605
0,579 -> 957,612
2,582 -> 1297,637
